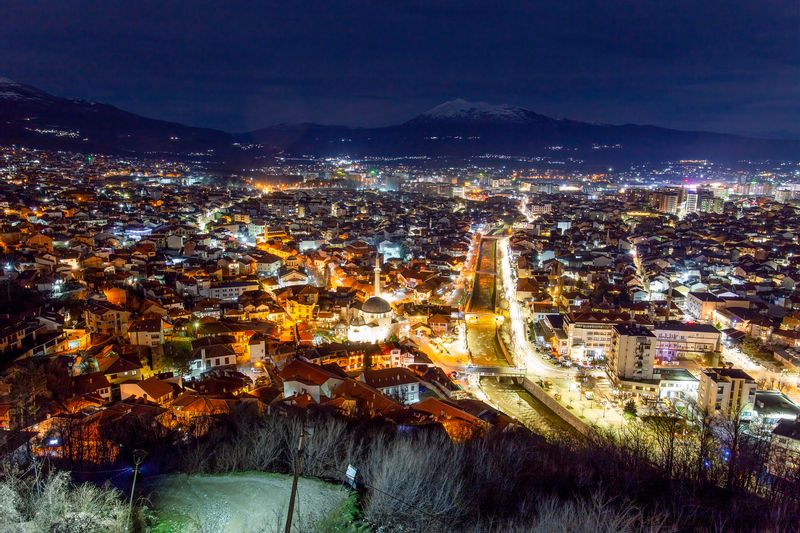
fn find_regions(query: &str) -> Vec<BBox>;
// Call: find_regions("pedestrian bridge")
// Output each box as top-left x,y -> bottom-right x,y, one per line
464,365 -> 527,378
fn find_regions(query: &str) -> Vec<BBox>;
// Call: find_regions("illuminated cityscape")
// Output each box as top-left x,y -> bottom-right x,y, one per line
1,2 -> 800,532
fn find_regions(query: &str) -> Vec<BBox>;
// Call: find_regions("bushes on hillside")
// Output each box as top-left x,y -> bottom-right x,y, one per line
0,466 -> 129,533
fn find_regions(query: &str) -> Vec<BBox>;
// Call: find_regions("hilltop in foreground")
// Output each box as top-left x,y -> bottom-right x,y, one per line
147,473 -> 352,533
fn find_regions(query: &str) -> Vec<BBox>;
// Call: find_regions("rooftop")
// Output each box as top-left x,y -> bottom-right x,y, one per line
702,367 -> 756,383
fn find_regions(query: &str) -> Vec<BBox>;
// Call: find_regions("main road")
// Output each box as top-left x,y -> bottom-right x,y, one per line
496,235 -> 574,380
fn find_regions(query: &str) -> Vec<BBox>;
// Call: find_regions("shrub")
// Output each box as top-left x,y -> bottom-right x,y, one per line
0,466 -> 129,533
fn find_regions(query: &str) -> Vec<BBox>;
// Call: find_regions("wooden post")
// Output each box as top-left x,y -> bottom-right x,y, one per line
284,419 -> 306,533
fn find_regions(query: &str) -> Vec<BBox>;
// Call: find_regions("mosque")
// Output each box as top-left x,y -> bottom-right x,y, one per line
346,255 -> 397,342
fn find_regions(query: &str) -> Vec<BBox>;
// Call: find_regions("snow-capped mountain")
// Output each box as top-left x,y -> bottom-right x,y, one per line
410,98 -> 550,124
0,77 -> 54,101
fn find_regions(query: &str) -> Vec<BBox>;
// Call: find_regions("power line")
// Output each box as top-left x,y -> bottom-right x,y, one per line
67,466 -> 131,475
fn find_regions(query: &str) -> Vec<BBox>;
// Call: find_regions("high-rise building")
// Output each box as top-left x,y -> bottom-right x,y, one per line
610,324 -> 656,382
697,187 -> 715,213
657,188 -> 681,215
775,189 -> 794,203
683,190 -> 698,215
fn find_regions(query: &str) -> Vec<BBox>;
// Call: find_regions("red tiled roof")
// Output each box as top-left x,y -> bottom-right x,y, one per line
413,397 -> 484,425
132,376 -> 174,399
279,359 -> 344,386
73,372 -> 110,395
332,378 -> 402,414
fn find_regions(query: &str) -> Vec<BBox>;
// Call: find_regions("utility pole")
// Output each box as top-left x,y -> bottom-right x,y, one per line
4,262 -> 12,302
128,449 -> 148,531
284,419 -> 307,533
664,280 -> 672,322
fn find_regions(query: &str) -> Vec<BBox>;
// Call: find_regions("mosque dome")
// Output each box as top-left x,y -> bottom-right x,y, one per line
362,296 -> 391,315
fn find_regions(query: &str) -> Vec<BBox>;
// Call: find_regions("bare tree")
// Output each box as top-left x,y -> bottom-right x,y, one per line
360,430 -> 465,532
715,406 -> 747,491
643,411 -> 685,477
684,401 -> 718,484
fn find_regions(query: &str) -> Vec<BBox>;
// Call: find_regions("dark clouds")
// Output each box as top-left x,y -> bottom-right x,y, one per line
1,0 -> 798,137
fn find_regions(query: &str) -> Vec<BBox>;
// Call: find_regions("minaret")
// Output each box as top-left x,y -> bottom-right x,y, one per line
373,253 -> 382,297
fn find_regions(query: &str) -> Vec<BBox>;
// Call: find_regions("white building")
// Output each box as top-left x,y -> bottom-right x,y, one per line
202,281 -> 260,302
686,292 -> 723,321
565,311 -> 651,362
348,255 -> 396,343
120,376 -> 174,405
255,253 -> 282,277
654,321 -> 720,361
127,318 -> 168,347
697,367 -> 756,418
190,344 -> 237,372
279,359 -> 345,404
359,367 -> 421,405
655,367 -> 699,402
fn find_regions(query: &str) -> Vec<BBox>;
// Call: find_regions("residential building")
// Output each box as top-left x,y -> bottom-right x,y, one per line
83,302 -> 131,336
686,292 -> 724,321
565,311 -> 651,361
697,367 -> 757,417
128,318 -> 168,347
203,280 -> 261,302
654,321 -> 720,361
360,367 -> 422,405
279,359 -> 345,403
768,418 -> 800,479
120,376 -> 175,405
609,324 -> 656,383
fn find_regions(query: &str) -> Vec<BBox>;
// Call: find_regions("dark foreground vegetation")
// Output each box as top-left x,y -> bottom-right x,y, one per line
3,404 -> 800,532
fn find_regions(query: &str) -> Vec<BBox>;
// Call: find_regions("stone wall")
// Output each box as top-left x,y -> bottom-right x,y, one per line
521,377 -> 595,437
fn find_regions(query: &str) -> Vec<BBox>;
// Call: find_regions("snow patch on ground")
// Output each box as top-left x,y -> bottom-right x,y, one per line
148,472 -> 351,533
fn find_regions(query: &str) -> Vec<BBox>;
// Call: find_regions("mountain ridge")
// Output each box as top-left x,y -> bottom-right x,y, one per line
1,77 -> 798,164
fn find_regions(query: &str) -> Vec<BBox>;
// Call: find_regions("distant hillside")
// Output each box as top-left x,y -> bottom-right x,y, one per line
2,78 -> 798,164
0,77 -> 231,156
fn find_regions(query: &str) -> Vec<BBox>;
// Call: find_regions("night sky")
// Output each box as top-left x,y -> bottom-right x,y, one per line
1,1 -> 798,138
